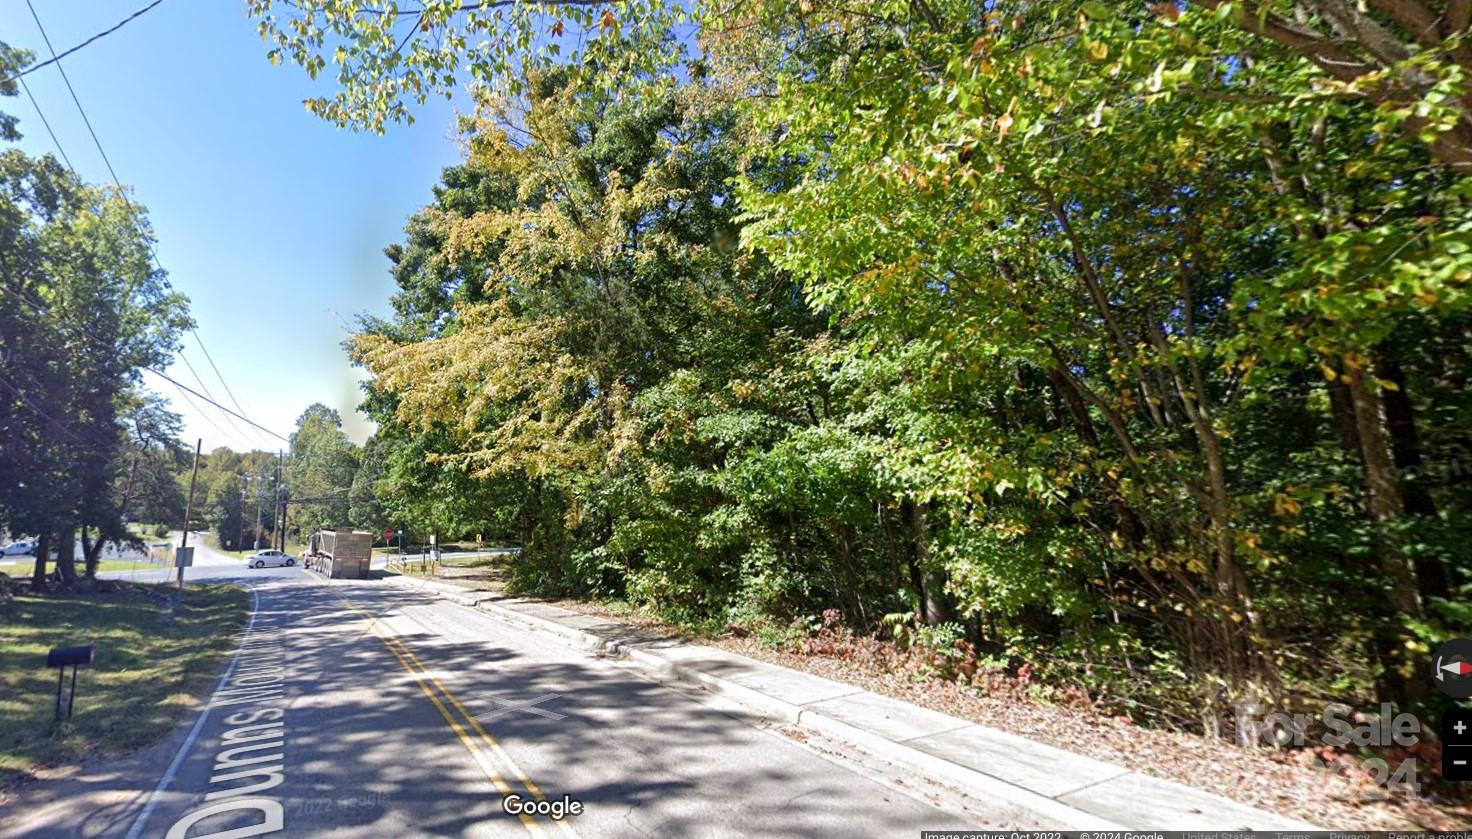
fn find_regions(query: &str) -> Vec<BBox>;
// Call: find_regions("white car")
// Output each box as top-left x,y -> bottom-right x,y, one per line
1,540 -> 36,556
246,549 -> 296,569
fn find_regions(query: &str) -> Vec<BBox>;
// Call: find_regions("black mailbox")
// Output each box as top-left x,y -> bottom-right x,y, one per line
46,645 -> 94,721
47,645 -> 94,668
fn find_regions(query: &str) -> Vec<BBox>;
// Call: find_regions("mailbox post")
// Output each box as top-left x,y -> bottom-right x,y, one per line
47,645 -> 93,721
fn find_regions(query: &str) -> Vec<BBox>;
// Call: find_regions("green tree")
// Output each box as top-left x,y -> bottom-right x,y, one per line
248,2 -> 1472,723
186,447 -> 282,550
113,392 -> 188,536
244,0 -> 686,131
717,0 -> 1471,706
0,40 -> 24,142
204,471 -> 246,551
353,70 -> 833,606
0,39 -> 190,586
285,404 -> 359,537
348,433 -> 385,531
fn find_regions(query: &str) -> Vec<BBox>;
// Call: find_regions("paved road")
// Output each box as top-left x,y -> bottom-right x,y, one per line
6,539 -> 1001,838
92,532 -> 302,585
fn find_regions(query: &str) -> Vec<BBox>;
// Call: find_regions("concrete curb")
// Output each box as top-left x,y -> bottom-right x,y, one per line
376,573 -> 1317,831
378,574 -> 1125,829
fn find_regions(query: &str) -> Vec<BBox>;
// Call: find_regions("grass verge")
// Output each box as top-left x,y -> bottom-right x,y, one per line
0,558 -> 171,579
0,581 -> 249,790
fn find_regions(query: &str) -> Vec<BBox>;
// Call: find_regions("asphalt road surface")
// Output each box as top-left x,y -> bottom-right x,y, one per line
90,532 -> 306,585
6,539 -> 1002,838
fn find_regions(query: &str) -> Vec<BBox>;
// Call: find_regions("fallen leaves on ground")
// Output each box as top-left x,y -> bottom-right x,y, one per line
546,597 -> 1471,831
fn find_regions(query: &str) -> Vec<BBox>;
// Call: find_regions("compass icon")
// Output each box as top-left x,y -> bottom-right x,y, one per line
1434,638 -> 1472,699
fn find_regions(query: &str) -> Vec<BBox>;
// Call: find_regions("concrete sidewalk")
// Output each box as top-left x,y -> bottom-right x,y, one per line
376,573 -> 1317,831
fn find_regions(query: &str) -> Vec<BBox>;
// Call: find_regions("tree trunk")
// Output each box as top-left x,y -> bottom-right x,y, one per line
1346,365 -> 1422,618
1345,363 -> 1424,700
1048,367 -> 1146,547
31,529 -> 50,590
82,524 -> 105,579
1327,377 -> 1362,456
1376,355 -> 1450,599
55,526 -> 77,585
518,497 -> 535,556
910,500 -> 950,626
1199,427 -> 1259,690
1144,323 -> 1261,688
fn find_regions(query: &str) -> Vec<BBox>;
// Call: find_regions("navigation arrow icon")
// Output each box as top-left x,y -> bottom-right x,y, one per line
1441,659 -> 1472,678
1434,640 -> 1472,697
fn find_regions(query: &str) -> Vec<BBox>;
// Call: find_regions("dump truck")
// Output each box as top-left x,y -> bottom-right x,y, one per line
304,528 -> 374,579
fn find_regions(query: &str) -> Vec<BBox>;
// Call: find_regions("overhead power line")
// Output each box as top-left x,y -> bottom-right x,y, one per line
24,0 -> 128,189
22,0 -> 278,450
142,367 -> 292,444
3,0 -> 167,85
15,76 -> 74,171
172,333 -> 259,447
158,367 -> 240,447
0,368 -> 119,459
190,328 -> 272,448
0,284 -> 292,445
12,74 -> 260,451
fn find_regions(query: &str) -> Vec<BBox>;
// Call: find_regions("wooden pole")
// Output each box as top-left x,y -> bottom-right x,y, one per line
177,438 -> 202,603
274,450 -> 285,553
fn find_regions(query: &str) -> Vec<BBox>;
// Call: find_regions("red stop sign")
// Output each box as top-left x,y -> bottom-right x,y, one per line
383,528 -> 394,541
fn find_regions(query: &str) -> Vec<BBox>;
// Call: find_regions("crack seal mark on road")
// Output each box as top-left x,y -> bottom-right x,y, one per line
475,694 -> 566,724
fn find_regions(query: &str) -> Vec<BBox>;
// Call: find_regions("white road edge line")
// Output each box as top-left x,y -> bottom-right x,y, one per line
123,583 -> 260,839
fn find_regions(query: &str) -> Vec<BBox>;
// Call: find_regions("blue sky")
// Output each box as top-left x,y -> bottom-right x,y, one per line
2,0 -> 465,451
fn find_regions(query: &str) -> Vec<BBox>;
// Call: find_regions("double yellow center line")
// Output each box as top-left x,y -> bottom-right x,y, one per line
323,580 -> 580,837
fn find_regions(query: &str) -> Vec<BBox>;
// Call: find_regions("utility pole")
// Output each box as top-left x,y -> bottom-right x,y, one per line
178,438 -> 202,603
275,450 -> 285,554
253,477 -> 265,550
237,480 -> 246,551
